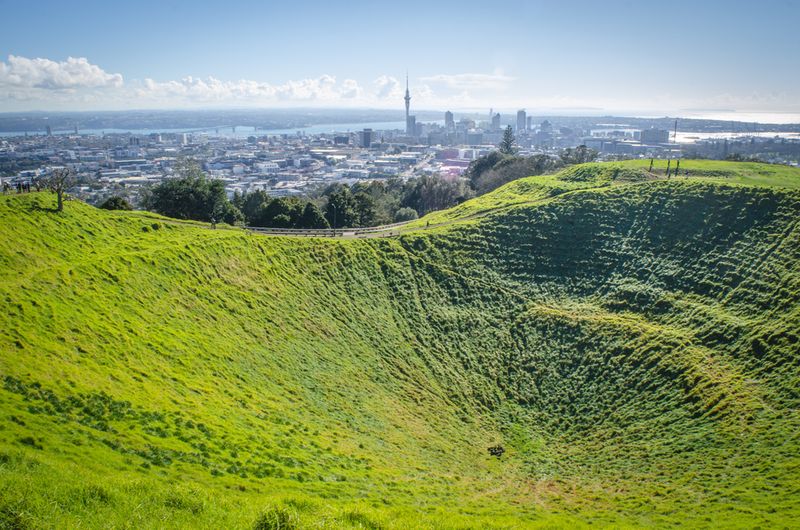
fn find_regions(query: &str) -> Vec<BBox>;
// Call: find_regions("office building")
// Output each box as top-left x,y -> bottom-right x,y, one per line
492,113 -> 501,131
516,109 -> 527,133
359,128 -> 373,148
640,128 -> 670,144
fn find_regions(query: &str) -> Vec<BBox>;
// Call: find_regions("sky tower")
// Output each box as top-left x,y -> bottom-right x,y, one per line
404,73 -> 412,135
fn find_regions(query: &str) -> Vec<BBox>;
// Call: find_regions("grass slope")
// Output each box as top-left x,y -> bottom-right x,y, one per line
409,159 -> 800,228
0,161 -> 798,529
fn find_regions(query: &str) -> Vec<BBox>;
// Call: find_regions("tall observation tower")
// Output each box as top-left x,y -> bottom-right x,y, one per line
404,73 -> 413,135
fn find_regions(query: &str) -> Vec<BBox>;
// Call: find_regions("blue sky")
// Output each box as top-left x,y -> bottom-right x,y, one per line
1,0 -> 799,119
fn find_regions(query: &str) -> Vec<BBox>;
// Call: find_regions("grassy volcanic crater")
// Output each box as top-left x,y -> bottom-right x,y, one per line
0,160 -> 798,528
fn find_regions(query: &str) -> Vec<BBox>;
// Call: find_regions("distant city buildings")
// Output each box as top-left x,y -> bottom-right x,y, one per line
640,128 -> 670,144
2,93 -> 797,209
516,110 -> 527,133
358,128 -> 373,148
445,111 -> 454,131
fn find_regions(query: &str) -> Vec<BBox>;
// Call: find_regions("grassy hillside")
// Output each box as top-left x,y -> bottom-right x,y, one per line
408,159 -> 800,228
1,161 -> 799,528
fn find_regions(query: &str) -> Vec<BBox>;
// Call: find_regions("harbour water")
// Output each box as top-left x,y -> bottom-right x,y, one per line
0,121 -> 416,138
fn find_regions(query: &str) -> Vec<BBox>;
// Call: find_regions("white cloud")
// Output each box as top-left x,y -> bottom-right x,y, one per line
420,71 -> 515,90
372,75 -> 401,99
3,55 -> 794,115
137,74 -> 363,104
0,55 -> 123,89
0,57 -> 377,109
340,79 -> 362,99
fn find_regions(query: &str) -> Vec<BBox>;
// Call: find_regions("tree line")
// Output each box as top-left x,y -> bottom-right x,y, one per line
226,175 -> 472,229
137,159 -> 472,229
467,128 -> 598,193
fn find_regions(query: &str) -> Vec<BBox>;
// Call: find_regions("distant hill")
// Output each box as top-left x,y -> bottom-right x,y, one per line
1,160 -> 798,528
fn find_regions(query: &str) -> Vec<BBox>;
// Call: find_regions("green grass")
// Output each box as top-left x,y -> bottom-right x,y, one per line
1,160 -> 799,528
409,159 -> 800,229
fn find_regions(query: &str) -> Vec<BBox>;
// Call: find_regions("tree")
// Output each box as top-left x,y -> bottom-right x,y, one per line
212,198 -> 244,225
145,159 -> 241,223
465,151 -> 505,190
271,213 -> 292,228
499,126 -> 517,155
254,197 -> 303,227
39,167 -> 75,212
401,175 -> 472,216
560,145 -> 598,165
349,179 -> 404,225
472,155 -> 562,194
236,190 -> 271,224
297,202 -> 329,229
325,186 -> 358,228
393,207 -> 418,222
99,196 -> 132,211
353,191 -> 377,227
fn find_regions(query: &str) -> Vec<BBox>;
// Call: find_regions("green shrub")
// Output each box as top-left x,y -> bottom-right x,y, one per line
98,196 -> 132,211
393,207 -> 418,222
252,505 -> 299,530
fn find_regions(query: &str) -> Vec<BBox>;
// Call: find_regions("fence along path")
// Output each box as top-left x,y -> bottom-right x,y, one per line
243,220 -> 413,238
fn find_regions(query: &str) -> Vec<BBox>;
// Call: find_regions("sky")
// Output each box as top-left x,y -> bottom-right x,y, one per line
1,0 -> 799,120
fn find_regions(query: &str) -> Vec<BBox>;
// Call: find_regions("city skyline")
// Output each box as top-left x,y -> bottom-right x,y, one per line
1,0 -> 799,122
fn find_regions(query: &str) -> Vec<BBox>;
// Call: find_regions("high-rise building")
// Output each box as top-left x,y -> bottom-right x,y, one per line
640,128 -> 669,144
445,111 -> 454,130
526,116 -> 533,131
516,110 -> 527,133
466,131 -> 483,145
406,116 -> 416,137
359,128 -> 373,148
46,125 -> 52,136
491,113 -> 501,131
540,119 -> 553,133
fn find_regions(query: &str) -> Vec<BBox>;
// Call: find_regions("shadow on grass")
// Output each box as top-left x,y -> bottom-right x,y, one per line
29,203 -> 60,213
